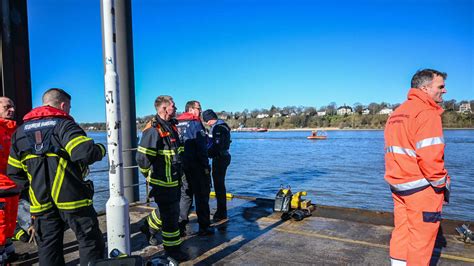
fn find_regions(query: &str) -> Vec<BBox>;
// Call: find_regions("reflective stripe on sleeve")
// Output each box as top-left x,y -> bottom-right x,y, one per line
385,146 -> 416,157
65,136 -> 93,155
416,137 -> 444,149
138,146 -> 157,157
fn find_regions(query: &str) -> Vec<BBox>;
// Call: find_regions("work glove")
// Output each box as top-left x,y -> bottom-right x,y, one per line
96,143 -> 107,157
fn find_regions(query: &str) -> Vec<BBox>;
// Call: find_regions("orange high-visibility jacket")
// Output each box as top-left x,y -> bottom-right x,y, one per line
384,88 -> 450,195
0,118 -> 17,192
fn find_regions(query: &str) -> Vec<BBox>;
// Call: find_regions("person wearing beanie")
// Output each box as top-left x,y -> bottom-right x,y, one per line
202,109 -> 232,223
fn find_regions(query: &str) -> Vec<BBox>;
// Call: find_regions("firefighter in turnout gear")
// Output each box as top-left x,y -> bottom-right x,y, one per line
136,95 -> 188,262
384,69 -> 450,266
7,89 -> 106,266
202,109 -> 231,223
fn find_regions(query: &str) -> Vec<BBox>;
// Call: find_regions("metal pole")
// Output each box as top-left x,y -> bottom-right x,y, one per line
115,0 -> 139,203
100,0 -> 130,256
0,0 -> 32,124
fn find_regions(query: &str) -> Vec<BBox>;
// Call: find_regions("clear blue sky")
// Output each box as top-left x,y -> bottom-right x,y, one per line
28,0 -> 473,122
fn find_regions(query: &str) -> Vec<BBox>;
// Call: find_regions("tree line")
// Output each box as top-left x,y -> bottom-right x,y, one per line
80,99 -> 474,130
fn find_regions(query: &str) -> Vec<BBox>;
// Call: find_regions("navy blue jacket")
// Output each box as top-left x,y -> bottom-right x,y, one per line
176,113 -> 209,170
208,120 -> 231,159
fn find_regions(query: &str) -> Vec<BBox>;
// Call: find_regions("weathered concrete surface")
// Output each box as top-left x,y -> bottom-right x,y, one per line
12,196 -> 474,265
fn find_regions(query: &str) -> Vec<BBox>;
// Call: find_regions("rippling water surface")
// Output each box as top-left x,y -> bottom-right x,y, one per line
88,129 -> 474,221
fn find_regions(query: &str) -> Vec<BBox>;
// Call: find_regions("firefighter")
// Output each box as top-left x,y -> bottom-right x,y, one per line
177,101 -> 214,236
0,97 -> 20,264
384,69 -> 450,266
7,88 -> 106,266
136,95 -> 188,262
202,109 -> 231,223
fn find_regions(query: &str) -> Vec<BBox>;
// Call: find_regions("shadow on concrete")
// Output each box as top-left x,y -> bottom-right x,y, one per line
181,198 -> 285,264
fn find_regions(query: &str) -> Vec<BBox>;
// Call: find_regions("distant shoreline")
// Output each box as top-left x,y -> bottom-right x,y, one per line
85,127 -> 474,132
266,127 -> 474,132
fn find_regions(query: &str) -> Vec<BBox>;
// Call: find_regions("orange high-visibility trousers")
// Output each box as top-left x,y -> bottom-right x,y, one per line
0,194 -> 19,246
390,187 -> 444,266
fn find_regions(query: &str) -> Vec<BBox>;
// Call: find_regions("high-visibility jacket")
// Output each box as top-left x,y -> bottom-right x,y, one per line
0,118 -> 18,194
136,115 -> 184,188
384,88 -> 450,195
7,106 -> 106,215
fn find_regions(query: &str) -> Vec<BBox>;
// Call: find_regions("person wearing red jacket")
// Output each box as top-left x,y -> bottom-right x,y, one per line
384,69 -> 450,266
8,89 -> 106,266
0,97 -> 20,264
176,101 -> 214,236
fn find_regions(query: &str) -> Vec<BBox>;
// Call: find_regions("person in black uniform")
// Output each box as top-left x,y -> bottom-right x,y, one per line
176,101 -> 214,236
136,95 -> 188,261
7,88 -> 106,266
202,110 -> 231,222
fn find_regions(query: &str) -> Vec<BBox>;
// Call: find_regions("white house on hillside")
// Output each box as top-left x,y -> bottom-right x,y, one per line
362,108 -> 370,115
378,107 -> 393,115
337,106 -> 353,115
317,111 -> 326,116
256,113 -> 269,118
459,103 -> 472,113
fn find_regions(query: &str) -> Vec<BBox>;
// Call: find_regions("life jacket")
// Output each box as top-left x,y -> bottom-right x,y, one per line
384,88 -> 450,195
176,113 -> 209,169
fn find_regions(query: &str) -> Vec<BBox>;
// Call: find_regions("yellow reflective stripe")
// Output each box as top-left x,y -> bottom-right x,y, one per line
56,199 -> 93,210
29,188 -> 40,206
138,146 -> 157,157
151,211 -> 162,226
148,178 -> 179,187
30,202 -> 53,214
147,212 -> 162,230
97,144 -> 106,157
147,216 -> 160,230
177,146 -> 184,153
165,155 -> 172,183
158,150 -> 175,155
162,239 -> 182,247
65,135 -> 93,155
162,230 -> 180,238
14,229 -> 25,240
139,167 -> 150,174
51,158 -> 67,203
8,156 -> 22,168
21,153 -> 58,163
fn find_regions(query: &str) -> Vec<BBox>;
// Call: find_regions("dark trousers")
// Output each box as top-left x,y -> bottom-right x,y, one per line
151,186 -> 181,251
34,206 -> 104,266
179,166 -> 211,229
212,154 -> 231,218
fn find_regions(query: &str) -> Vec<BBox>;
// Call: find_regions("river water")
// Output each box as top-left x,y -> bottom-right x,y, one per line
88,129 -> 474,221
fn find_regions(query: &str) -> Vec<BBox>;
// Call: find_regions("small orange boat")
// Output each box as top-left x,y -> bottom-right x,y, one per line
307,130 -> 327,140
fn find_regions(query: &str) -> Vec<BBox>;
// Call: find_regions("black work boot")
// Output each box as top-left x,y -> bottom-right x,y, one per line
197,226 -> 215,236
140,221 -> 159,246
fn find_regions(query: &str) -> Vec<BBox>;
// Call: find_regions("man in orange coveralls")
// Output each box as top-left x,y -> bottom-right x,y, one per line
384,69 -> 450,266
0,97 -> 20,264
